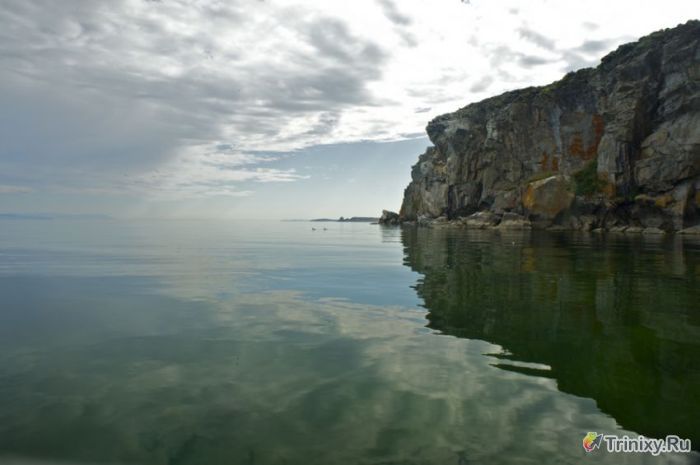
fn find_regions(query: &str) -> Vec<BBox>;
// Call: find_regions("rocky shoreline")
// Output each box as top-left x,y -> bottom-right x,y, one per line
382,21 -> 700,234
386,210 -> 700,235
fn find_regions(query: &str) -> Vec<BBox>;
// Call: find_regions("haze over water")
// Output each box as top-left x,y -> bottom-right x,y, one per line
0,219 -> 699,464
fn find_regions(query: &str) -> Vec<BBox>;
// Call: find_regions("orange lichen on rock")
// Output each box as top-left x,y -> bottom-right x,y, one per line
539,151 -> 559,172
569,135 -> 586,158
654,195 -> 674,208
523,184 -> 535,210
589,114 -> 605,158
601,181 -> 615,198
568,115 -> 605,160
592,114 -> 604,142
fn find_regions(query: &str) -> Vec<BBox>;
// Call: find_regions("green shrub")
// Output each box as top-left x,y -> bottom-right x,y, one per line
573,161 -> 604,196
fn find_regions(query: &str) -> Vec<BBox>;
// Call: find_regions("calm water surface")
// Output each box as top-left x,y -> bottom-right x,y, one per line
0,220 -> 699,465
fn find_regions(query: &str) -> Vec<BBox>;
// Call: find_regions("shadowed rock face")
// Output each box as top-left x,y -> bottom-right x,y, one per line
401,227 -> 700,448
400,20 -> 700,232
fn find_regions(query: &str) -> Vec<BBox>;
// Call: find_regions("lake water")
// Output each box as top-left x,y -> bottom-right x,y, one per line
0,220 -> 699,465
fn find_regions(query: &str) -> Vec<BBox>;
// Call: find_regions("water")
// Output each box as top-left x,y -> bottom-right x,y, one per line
0,219 -> 698,465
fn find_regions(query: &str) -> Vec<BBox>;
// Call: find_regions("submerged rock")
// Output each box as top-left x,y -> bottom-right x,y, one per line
463,211 -> 499,229
398,21 -> 700,232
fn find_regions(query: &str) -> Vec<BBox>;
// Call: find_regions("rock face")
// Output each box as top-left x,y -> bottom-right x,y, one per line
399,21 -> 700,232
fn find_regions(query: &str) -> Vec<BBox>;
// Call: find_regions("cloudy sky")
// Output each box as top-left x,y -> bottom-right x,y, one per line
0,0 -> 696,219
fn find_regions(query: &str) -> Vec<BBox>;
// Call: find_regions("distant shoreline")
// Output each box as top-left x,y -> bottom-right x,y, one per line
0,213 -> 112,221
282,217 -> 379,223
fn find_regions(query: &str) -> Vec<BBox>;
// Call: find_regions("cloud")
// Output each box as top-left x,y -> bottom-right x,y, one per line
308,19 -> 387,68
397,29 -> 419,48
377,0 -> 412,26
576,38 -> 623,54
300,112 -> 342,138
518,26 -> 556,51
123,143 -> 309,199
488,26 -> 625,75
518,54 -> 556,67
376,0 -> 418,47
560,37 -> 631,72
469,76 -> 494,93
0,185 -> 32,194
0,0 -> 388,198
488,45 -> 556,70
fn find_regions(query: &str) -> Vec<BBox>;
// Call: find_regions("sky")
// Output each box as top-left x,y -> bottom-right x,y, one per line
0,0 -> 697,219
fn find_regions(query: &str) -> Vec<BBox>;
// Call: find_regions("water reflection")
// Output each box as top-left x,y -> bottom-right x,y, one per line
1,220 -> 699,464
401,227 -> 700,447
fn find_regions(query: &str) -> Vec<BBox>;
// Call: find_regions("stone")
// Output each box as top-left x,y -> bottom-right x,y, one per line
417,215 -> 433,227
523,175 -> 574,220
576,215 -> 598,231
492,190 -> 519,214
378,210 -> 400,226
679,225 -> 700,235
497,212 -> 531,230
463,211 -> 500,229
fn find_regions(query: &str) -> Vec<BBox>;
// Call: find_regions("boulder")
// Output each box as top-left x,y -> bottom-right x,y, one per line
378,210 -> 400,226
497,212 -> 531,230
679,225 -> 700,235
463,211 -> 499,229
523,175 -> 574,220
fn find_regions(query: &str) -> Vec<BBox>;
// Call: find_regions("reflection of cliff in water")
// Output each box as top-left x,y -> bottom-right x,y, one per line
401,227 -> 700,446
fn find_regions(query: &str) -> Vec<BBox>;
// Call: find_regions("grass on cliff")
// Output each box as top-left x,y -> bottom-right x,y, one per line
573,161 -> 605,196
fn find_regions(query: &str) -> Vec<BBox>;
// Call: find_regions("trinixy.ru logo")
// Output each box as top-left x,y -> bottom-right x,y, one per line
582,432 -> 603,452
582,432 -> 692,456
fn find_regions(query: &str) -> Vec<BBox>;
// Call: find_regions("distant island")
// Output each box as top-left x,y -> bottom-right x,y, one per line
312,216 -> 379,223
0,213 -> 112,220
283,216 -> 379,223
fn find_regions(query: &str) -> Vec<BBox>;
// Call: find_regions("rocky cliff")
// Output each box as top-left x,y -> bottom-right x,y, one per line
398,20 -> 700,232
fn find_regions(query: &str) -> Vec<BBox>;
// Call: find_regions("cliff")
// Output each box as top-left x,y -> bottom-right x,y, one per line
398,20 -> 700,232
